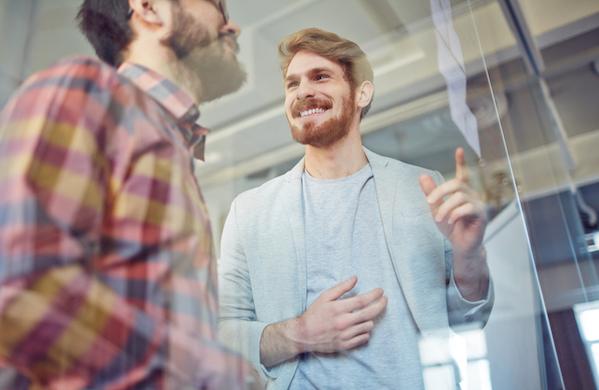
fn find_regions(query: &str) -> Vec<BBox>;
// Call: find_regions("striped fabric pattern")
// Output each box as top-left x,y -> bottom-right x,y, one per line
0,57 -> 248,389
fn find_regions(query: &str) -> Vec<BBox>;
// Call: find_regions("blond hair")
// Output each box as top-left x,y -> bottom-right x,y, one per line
278,28 -> 374,118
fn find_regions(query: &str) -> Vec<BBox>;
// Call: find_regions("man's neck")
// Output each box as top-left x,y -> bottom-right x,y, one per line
125,41 -> 203,104
304,129 -> 367,179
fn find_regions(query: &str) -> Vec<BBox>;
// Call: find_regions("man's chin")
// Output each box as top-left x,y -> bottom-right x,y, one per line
204,63 -> 247,102
289,114 -> 352,148
291,126 -> 334,148
191,53 -> 247,102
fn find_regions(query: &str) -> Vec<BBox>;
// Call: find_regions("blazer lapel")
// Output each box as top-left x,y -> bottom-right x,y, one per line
283,158 -> 308,312
365,148 -> 429,332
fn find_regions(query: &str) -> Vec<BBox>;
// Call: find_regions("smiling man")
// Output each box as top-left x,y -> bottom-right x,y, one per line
218,28 -> 494,389
0,0 -> 257,389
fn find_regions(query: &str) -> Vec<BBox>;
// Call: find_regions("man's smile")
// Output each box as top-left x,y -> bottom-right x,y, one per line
299,107 -> 329,118
293,100 -> 333,119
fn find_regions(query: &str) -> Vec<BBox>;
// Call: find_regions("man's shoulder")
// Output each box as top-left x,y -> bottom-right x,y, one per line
0,56 -> 150,142
1,57 -> 120,121
233,172 -> 290,208
3,56 -> 157,124
51,56 -> 115,74
20,56 -> 121,92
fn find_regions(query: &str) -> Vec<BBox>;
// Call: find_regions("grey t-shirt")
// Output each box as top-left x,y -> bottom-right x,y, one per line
289,164 -> 425,390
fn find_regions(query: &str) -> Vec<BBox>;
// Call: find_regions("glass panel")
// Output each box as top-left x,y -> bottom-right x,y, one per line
474,0 -> 599,388
203,1 -> 565,389
2,0 -> 597,388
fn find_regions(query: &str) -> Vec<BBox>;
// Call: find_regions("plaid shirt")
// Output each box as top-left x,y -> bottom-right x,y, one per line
0,57 -> 250,389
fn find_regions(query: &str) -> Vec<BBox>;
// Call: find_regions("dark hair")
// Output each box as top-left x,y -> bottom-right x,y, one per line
76,0 -> 133,67
279,28 -> 374,118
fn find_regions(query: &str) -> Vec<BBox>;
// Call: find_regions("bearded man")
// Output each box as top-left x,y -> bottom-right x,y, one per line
218,28 -> 494,389
0,0 -> 258,388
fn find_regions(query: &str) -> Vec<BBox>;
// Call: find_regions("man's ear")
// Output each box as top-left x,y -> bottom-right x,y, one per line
129,0 -> 164,26
356,80 -> 374,110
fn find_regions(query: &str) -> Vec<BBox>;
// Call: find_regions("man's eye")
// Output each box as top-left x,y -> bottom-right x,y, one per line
315,74 -> 329,81
287,82 -> 298,89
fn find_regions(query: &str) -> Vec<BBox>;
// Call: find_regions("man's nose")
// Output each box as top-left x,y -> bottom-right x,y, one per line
221,20 -> 240,38
296,82 -> 316,100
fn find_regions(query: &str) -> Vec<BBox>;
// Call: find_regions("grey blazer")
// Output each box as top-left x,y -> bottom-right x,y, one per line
218,148 -> 493,389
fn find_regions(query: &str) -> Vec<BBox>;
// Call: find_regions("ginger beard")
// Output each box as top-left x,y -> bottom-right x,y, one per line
288,92 -> 356,148
163,3 -> 246,102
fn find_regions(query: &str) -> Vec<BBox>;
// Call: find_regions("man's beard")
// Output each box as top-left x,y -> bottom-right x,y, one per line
162,5 -> 247,102
289,94 -> 356,148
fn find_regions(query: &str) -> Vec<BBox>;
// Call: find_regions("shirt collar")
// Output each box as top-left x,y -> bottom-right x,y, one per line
118,62 -> 209,160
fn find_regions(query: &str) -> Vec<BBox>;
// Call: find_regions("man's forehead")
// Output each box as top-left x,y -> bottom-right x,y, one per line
285,51 -> 343,78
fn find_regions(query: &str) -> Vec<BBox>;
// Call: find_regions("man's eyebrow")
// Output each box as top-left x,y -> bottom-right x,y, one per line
308,67 -> 334,75
285,67 -> 335,83
285,74 -> 299,83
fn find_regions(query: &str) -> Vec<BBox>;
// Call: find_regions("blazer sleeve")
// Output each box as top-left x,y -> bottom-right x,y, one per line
431,171 -> 495,328
218,197 -> 274,380
445,244 -> 495,328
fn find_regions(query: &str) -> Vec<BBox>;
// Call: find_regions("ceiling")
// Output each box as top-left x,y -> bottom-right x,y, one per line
0,0 -> 598,195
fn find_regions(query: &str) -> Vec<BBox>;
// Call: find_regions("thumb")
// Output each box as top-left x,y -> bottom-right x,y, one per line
419,174 -> 437,197
323,276 -> 358,301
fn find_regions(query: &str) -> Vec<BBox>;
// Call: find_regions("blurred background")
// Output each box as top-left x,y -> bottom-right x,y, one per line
1,0 -> 598,388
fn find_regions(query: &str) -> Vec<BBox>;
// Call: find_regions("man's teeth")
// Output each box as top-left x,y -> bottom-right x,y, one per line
300,108 -> 326,117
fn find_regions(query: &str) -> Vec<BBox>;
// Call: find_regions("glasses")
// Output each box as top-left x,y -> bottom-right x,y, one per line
127,1 -> 228,23
213,0 -> 229,24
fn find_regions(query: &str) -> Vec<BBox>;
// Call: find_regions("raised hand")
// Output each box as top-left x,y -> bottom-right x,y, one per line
418,147 -> 487,258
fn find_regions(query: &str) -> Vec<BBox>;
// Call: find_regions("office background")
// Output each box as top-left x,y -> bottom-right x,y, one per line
1,0 -> 599,388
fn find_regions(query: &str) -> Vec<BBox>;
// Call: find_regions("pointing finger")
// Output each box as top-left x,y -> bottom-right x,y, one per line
455,147 -> 469,183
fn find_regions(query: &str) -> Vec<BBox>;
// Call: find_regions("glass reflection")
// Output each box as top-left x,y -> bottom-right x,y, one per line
0,0 -> 597,389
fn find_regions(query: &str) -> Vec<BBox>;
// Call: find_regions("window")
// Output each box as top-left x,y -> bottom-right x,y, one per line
574,302 -> 599,387
419,326 -> 493,390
